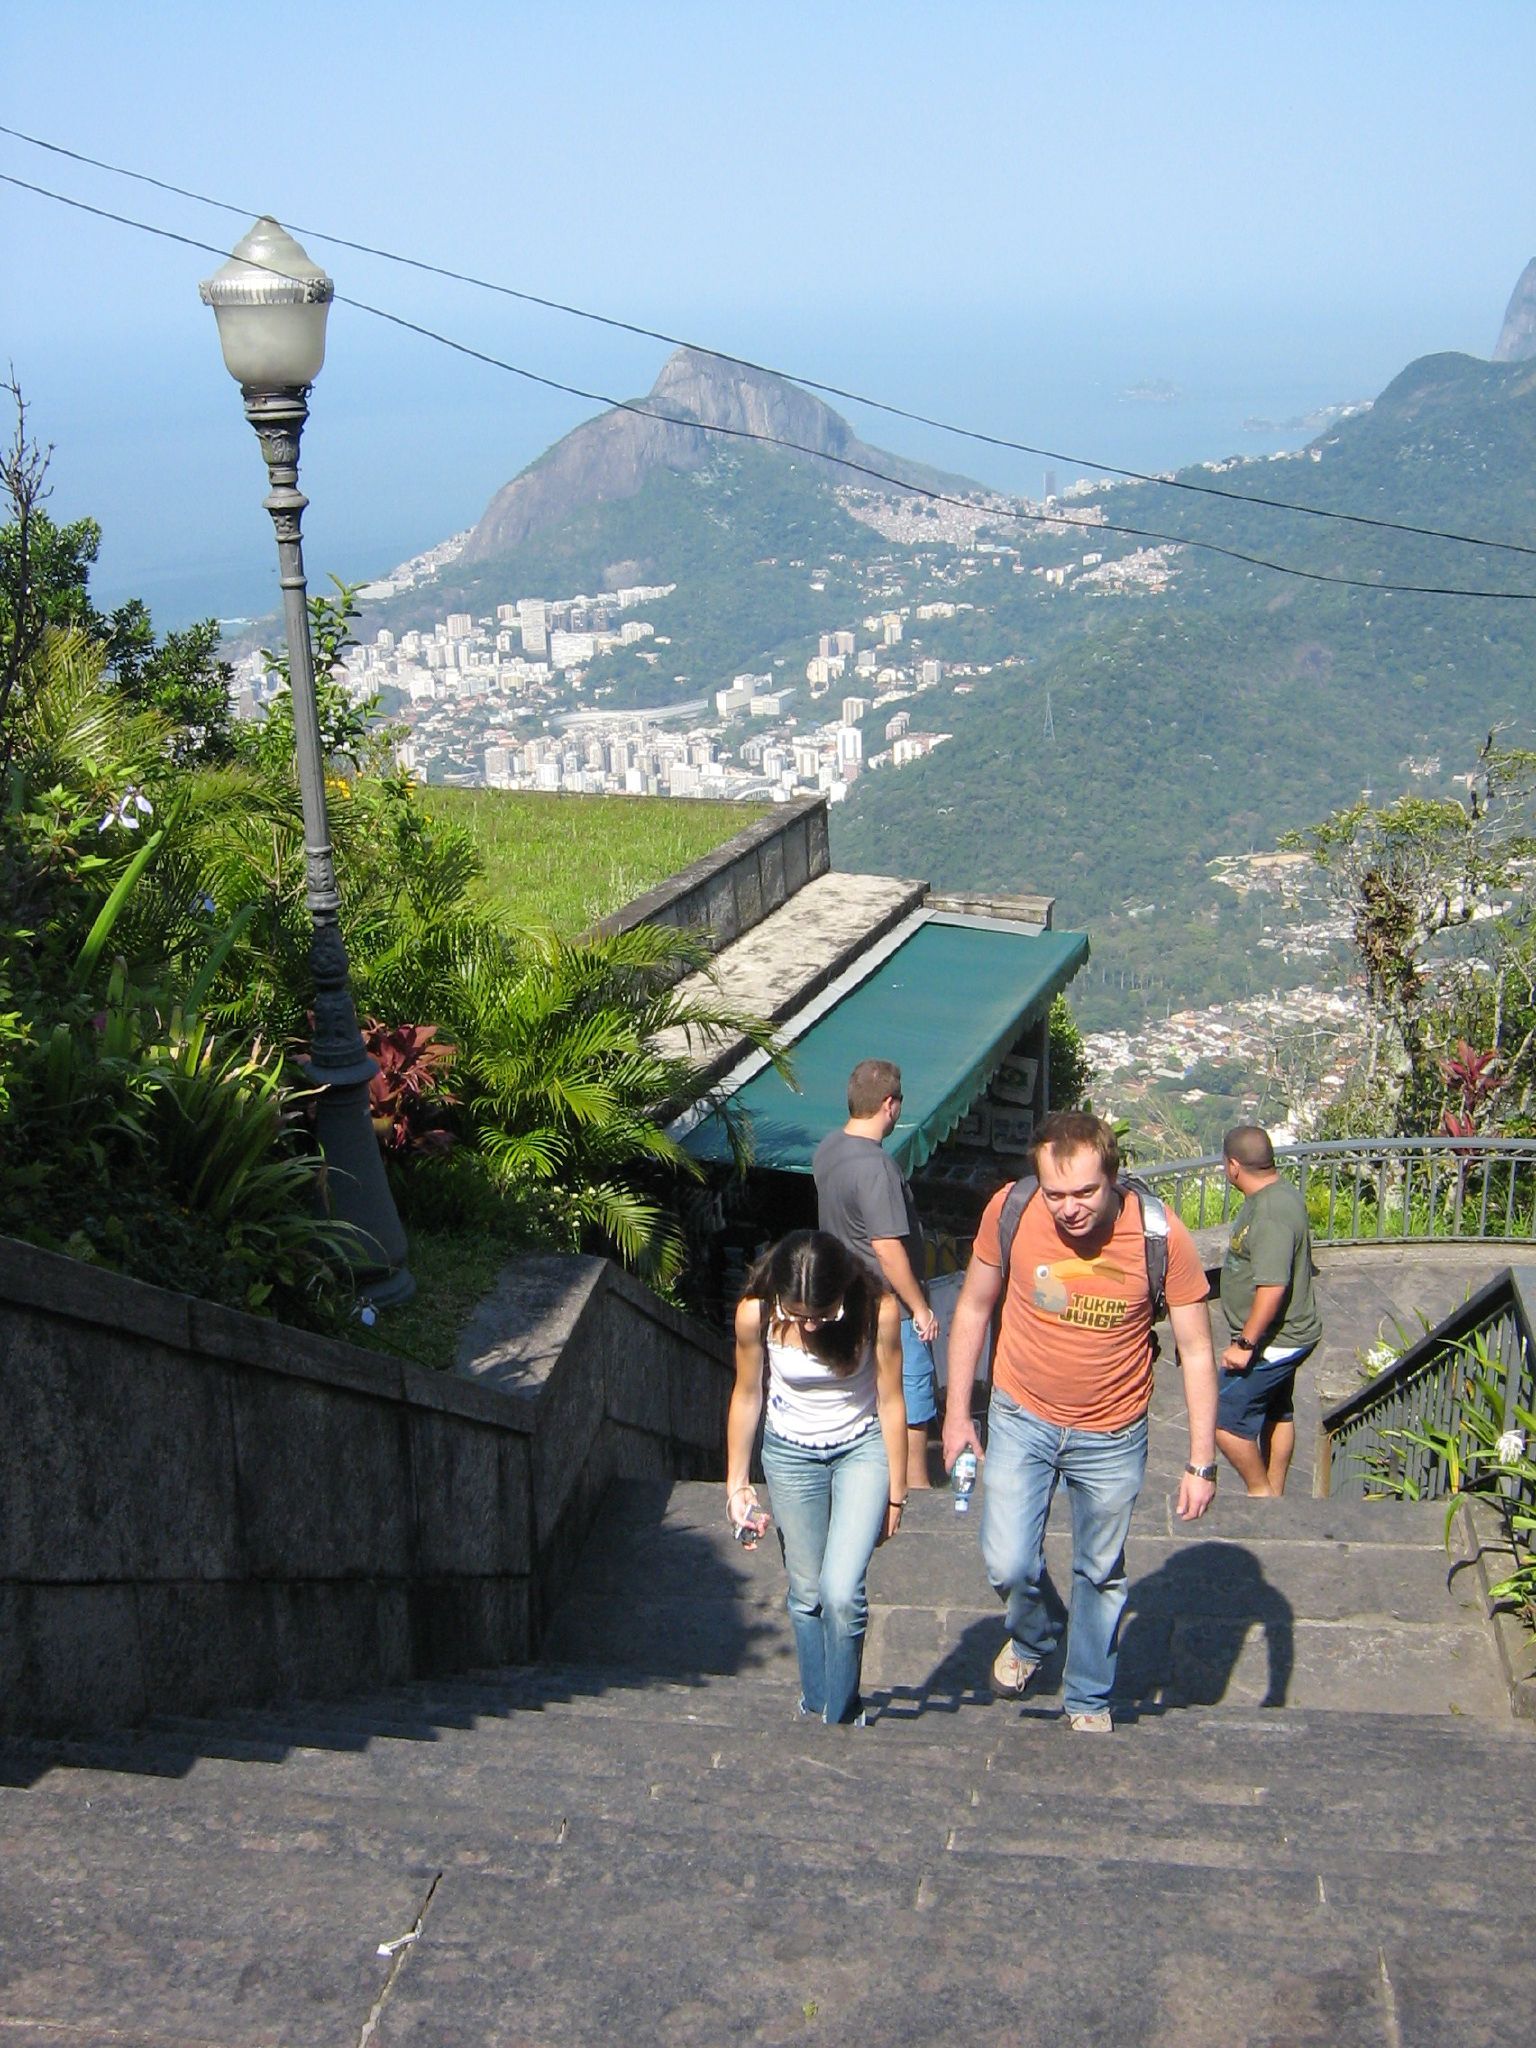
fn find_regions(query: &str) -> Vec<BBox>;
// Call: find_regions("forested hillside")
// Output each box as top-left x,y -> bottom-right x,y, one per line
374,345 -> 1536,1031
832,351 -> 1536,1026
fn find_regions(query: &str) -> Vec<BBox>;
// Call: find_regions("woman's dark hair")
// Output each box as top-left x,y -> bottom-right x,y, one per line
743,1229 -> 879,1375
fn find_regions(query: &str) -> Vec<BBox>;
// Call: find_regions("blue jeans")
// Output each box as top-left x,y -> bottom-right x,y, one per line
980,1390 -> 1149,1717
900,1315 -> 938,1426
761,1423 -> 890,1724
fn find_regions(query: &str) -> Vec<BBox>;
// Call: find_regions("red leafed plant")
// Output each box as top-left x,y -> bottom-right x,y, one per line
363,1021 -> 458,1159
1440,1040 -> 1501,1138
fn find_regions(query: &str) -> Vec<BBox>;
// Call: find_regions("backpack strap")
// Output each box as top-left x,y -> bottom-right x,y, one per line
992,1171 -> 1169,1321
995,1173 -> 1038,1291
1121,1174 -> 1170,1322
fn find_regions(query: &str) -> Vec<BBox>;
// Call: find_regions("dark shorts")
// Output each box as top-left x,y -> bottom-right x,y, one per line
1217,1344 -> 1317,1440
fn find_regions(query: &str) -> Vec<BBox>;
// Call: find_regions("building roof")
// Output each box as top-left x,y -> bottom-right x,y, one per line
679,914 -> 1089,1175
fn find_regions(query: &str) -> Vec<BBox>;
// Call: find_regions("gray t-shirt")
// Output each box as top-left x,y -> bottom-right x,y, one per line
812,1128 -> 923,1287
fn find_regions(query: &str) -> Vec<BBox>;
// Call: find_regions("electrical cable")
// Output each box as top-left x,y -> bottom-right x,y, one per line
3,117 -> 1534,561
3,166 -> 1535,604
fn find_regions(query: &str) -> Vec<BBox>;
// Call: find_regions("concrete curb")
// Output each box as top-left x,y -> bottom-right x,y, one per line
1454,1494 -> 1536,1720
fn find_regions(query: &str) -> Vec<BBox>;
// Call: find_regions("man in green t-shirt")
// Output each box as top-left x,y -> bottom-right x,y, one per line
1216,1126 -> 1322,1497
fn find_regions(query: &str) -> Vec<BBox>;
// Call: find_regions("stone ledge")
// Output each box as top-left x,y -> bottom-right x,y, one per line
651,870 -> 929,1092
593,794 -> 828,959
0,1233 -> 535,1437
1453,1496 -> 1536,1719
1,1234 -> 734,1733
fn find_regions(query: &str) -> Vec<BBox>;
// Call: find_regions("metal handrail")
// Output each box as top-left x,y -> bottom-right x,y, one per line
1319,1265 -> 1536,1500
1139,1137 -> 1536,1246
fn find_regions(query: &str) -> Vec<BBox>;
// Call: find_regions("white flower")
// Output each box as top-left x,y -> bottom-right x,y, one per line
97,786 -> 155,833
1495,1429 -> 1526,1465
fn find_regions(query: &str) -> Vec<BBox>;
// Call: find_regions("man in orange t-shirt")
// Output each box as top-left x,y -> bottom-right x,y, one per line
942,1111 -> 1218,1731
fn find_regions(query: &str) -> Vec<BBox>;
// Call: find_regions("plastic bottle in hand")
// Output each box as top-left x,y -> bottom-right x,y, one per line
951,1448 -> 978,1515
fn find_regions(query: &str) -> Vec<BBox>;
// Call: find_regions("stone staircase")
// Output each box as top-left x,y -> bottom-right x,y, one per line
3,1259 -> 1534,2045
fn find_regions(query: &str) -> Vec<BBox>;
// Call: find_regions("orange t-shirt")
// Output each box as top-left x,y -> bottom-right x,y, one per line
974,1184 -> 1209,1431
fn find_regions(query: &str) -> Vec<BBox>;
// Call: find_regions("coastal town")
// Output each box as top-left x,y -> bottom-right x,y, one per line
226,531 -> 991,803
223,475 -> 1178,806
218,480 -> 1374,1139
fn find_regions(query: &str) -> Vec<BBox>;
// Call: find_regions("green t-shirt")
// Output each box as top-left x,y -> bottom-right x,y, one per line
1220,1177 -> 1322,1353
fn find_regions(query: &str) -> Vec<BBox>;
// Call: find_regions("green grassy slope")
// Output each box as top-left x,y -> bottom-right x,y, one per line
423,788 -> 769,931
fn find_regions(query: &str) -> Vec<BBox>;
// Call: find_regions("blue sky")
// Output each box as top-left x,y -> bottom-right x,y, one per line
5,0 -> 1535,624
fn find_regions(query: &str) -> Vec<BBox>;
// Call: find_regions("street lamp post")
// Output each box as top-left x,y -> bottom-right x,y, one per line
201,217 -> 412,1306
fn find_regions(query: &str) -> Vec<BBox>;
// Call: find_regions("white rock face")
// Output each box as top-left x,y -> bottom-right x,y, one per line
1492,258 -> 1536,363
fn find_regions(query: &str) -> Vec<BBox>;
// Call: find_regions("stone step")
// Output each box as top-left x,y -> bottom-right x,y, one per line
8,1765 -> 1526,2048
10,1696 -> 1536,1898
9,1680 -> 1528,1823
653,1475 -> 1452,1547
357,1817 -> 1526,2048
548,1478 -> 1507,1720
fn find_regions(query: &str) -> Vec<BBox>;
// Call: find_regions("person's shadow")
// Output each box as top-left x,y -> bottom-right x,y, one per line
1117,1542 -> 1294,1715
872,1544 -> 1292,1724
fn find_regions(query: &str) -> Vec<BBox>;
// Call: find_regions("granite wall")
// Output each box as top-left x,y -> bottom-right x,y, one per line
594,793 -> 830,957
0,1235 -> 731,1737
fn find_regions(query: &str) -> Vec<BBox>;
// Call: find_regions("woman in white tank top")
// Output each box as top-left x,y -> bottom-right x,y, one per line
725,1230 -> 906,1725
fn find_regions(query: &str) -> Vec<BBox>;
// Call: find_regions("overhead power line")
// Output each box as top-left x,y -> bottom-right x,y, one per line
3,166 -> 1535,605
3,118 -> 1534,563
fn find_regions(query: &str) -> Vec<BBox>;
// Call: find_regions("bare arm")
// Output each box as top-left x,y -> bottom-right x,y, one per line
1168,1297 -> 1219,1522
941,1255 -> 1001,1471
873,1294 -> 909,1543
726,1299 -> 768,1537
1222,1281 -> 1288,1370
869,1235 -> 938,1342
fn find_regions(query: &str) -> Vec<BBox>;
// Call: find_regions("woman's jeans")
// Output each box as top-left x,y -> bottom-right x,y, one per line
761,1423 -> 889,1724
980,1390 -> 1149,1717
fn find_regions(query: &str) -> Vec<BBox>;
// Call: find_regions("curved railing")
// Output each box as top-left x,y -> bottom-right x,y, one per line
1139,1136 -> 1536,1246
1320,1264 -> 1536,1501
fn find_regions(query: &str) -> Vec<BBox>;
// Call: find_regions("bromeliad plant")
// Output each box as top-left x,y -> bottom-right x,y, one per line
364,1020 -> 457,1160
1367,1330 -> 1536,1625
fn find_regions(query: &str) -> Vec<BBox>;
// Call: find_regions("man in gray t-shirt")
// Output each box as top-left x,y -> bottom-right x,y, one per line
813,1058 -> 939,1489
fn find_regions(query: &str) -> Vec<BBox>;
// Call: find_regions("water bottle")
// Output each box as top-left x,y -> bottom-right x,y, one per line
951,1448 -> 978,1515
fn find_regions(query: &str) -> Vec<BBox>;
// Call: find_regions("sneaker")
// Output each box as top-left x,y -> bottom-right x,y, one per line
990,1643 -> 1040,1699
1067,1709 -> 1113,1734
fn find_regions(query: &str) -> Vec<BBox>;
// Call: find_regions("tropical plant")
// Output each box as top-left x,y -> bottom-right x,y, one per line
0,627 -> 362,1324
451,919 -> 771,1291
365,1020 -> 457,1159
1441,1040 -> 1502,1138
1047,993 -> 1092,1111
1291,738 -> 1536,1136
244,577 -> 390,778
3,379 -> 233,769
2,962 -> 360,1320
4,473 -> 783,1317
1366,1330 -> 1536,1625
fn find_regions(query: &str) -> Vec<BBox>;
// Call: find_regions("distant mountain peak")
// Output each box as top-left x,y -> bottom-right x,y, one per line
459,347 -> 969,567
1492,258 -> 1536,362
644,346 -> 859,454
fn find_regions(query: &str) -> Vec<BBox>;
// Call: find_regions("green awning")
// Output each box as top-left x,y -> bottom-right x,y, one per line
682,917 -> 1089,1175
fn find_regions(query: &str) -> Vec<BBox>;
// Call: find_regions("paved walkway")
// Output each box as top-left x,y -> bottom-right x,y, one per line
1,1243 -> 1532,2046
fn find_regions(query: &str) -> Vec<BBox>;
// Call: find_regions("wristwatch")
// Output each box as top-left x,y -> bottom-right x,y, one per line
1229,1335 -> 1256,1354
1185,1462 -> 1219,1482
